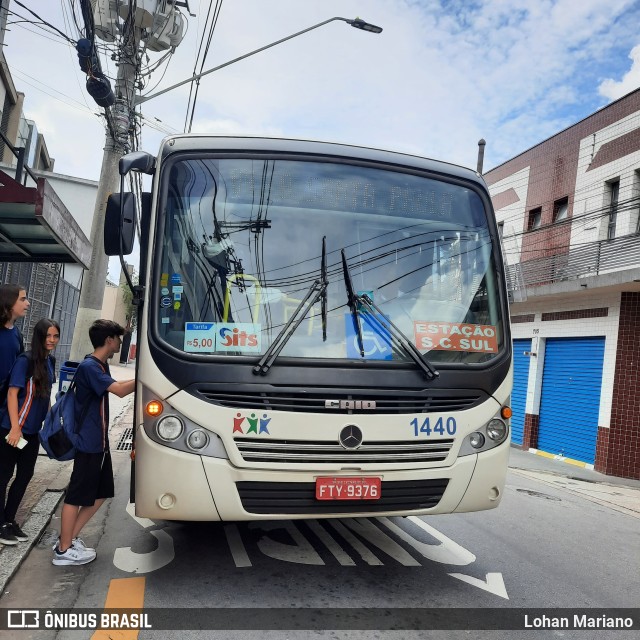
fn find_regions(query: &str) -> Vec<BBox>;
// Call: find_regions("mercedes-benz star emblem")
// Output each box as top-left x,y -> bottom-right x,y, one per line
339,424 -> 363,450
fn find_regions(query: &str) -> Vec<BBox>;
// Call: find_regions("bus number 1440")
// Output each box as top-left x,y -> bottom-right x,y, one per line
411,417 -> 457,437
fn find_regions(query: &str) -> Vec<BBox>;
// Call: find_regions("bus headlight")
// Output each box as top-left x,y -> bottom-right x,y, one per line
156,416 -> 184,441
487,418 -> 507,443
187,430 -> 209,450
141,385 -> 228,459
469,432 -> 485,449
458,413 -> 510,457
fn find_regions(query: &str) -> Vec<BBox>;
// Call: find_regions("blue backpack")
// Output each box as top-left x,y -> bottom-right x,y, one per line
40,378 -> 88,461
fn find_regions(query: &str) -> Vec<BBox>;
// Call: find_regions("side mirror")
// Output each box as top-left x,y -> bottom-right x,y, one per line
119,151 -> 156,176
104,193 -> 136,256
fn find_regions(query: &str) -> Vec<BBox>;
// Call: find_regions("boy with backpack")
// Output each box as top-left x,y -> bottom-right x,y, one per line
52,319 -> 134,566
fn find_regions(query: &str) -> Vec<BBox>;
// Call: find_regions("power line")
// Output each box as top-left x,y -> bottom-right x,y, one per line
13,0 -> 75,43
184,0 -> 224,133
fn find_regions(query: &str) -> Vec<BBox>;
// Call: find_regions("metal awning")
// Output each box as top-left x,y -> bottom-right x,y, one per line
0,169 -> 91,268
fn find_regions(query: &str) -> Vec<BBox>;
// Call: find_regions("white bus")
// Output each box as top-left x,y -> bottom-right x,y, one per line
105,136 -> 513,521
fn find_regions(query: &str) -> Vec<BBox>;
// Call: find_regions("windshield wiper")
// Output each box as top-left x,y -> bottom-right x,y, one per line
340,249 -> 439,380
253,239 -> 329,376
341,249 -> 365,357
321,236 -> 328,342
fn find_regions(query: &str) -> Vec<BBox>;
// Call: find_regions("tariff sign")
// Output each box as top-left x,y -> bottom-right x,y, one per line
184,322 -> 217,352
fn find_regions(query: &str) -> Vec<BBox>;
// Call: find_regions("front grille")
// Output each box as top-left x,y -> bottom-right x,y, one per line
235,438 -> 454,464
196,386 -> 482,414
236,479 -> 449,514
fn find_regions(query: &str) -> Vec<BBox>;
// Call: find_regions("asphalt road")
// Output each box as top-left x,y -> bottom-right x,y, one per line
0,363 -> 638,639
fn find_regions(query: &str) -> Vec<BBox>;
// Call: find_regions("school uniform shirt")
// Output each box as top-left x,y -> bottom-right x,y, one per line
73,355 -> 115,454
0,353 -> 55,435
0,325 -> 23,382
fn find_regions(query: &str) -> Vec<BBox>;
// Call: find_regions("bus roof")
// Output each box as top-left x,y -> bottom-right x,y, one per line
158,135 -> 487,189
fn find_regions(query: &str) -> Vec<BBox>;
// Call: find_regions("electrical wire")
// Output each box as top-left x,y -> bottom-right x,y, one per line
184,0 -> 224,133
12,1 -> 76,43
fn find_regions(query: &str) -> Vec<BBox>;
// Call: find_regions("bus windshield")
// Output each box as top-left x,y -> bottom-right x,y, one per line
155,156 -> 505,365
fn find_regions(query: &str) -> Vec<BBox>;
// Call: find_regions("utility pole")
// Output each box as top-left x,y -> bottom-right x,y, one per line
69,7 -> 380,360
70,22 -> 143,360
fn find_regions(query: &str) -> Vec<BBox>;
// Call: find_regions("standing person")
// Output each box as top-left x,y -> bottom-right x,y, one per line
0,319 -> 60,545
53,319 -> 134,566
0,284 -> 29,386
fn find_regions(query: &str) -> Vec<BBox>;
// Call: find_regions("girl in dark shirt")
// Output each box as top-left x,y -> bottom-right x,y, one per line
0,284 -> 29,383
0,318 -> 60,545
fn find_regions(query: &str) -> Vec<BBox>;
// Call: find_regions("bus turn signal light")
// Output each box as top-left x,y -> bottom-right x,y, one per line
501,406 -> 513,419
146,400 -> 163,416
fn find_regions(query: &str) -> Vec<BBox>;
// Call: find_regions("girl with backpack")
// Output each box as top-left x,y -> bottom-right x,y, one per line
0,318 -> 60,545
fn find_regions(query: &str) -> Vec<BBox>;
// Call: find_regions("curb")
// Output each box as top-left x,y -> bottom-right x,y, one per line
528,447 -> 594,470
0,490 -> 65,596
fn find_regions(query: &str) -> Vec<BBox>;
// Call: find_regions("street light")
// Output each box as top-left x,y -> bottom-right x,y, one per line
349,18 -> 383,33
135,17 -> 383,105
70,14 -> 382,360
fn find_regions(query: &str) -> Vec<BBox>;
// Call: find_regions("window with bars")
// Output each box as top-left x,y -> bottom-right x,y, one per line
553,197 -> 568,223
607,180 -> 619,240
527,207 -> 542,230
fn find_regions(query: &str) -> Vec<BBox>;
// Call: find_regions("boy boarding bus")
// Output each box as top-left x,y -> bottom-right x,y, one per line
105,136 -> 512,521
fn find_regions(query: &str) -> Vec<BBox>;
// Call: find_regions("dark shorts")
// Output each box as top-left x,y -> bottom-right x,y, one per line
65,451 -> 114,507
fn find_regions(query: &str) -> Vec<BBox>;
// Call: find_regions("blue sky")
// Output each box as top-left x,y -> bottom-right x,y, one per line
5,0 -> 640,179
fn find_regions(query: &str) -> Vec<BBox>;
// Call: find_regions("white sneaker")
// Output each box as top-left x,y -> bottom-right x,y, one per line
52,537 -> 95,553
52,544 -> 96,566
73,537 -> 95,553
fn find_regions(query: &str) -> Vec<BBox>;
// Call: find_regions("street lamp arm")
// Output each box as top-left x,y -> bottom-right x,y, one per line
135,17 -> 381,105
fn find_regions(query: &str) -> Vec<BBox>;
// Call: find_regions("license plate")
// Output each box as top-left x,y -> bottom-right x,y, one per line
315,476 -> 381,501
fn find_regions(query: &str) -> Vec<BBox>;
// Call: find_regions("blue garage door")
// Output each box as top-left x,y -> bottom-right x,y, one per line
538,337 -> 605,464
511,339 -> 531,446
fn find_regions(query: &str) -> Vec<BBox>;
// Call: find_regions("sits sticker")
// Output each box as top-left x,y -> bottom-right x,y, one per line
216,323 -> 261,353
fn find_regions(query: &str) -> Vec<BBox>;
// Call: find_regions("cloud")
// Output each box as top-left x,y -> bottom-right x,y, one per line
4,0 -> 640,179
599,44 -> 640,101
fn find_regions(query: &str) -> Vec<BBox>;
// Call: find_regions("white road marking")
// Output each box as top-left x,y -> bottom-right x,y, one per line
250,521 -> 325,565
448,572 -> 509,599
307,519 -> 355,566
400,516 -> 476,565
224,524 -> 252,567
113,529 -> 175,574
341,518 -> 421,566
327,520 -> 383,565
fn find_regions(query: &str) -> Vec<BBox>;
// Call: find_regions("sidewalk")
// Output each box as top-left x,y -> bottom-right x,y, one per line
0,362 -> 135,596
508,447 -> 640,518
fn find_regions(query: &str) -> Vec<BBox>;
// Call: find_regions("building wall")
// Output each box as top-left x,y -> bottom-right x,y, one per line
487,88 -> 640,480
511,293 -> 620,434
101,281 -> 127,327
574,109 -> 640,248
605,292 -> 640,477
487,90 -> 640,262
100,281 -> 126,359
